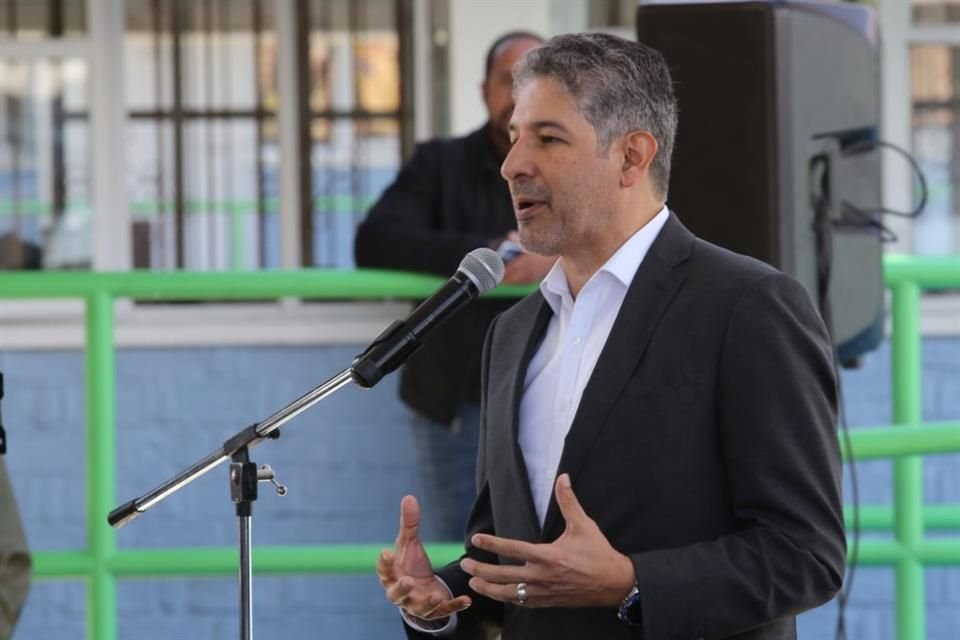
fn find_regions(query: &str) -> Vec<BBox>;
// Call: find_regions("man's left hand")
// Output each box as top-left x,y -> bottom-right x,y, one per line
461,474 -> 636,608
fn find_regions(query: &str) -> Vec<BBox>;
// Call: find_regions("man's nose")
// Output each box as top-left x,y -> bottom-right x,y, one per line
501,141 -> 534,182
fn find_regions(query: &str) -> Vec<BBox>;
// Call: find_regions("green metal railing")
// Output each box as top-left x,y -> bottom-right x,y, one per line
3,255 -> 958,640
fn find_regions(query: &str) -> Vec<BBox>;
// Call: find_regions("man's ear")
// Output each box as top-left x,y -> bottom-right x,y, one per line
620,131 -> 658,188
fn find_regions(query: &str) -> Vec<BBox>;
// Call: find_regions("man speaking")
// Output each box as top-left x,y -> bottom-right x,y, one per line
377,33 -> 845,639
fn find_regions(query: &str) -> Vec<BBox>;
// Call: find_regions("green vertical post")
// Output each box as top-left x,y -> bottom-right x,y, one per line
85,291 -> 117,640
891,282 -> 925,640
230,208 -> 246,270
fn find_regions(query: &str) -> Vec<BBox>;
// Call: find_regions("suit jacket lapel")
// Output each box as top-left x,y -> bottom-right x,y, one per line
540,214 -> 694,539
501,295 -> 553,540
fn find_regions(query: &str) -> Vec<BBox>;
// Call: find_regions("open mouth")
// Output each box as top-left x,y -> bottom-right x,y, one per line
515,198 -> 547,219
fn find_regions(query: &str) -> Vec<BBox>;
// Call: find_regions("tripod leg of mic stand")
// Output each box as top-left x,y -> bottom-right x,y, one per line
240,514 -> 252,640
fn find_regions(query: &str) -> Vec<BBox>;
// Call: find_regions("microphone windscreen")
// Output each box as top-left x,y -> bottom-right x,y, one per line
459,247 -> 505,293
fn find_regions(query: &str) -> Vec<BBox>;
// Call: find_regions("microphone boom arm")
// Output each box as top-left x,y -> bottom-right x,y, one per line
108,368 -> 355,528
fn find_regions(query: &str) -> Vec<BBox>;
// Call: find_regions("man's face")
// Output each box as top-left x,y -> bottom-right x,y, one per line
483,38 -> 542,150
501,78 -> 622,257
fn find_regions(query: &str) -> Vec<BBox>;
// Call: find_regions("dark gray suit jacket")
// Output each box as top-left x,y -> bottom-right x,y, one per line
407,214 -> 845,640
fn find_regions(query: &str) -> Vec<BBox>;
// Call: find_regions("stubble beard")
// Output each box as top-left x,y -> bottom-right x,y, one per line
517,212 -> 566,257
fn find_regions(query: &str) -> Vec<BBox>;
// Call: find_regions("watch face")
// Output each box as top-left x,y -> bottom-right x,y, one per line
618,587 -> 643,627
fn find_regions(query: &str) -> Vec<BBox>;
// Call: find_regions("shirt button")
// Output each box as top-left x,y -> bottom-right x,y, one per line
558,402 -> 568,413
572,336 -> 582,345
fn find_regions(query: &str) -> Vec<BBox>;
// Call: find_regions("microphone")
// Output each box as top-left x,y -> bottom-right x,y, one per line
351,248 -> 505,388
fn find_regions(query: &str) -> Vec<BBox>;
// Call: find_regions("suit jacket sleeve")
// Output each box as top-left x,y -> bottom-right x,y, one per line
355,142 -> 498,276
630,272 -> 846,640
403,314 -> 505,639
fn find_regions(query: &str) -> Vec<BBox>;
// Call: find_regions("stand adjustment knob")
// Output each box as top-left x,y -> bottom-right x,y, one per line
257,464 -> 288,496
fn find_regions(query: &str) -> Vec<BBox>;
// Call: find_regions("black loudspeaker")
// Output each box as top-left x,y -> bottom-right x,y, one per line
637,0 -> 884,365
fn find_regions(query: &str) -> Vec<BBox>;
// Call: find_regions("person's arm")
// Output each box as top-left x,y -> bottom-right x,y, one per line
397,481 -> 504,640
355,142 -> 500,276
397,315 -> 505,639
628,272 -> 846,639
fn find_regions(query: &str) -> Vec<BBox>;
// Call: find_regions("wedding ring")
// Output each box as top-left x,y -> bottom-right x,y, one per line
516,582 -> 528,605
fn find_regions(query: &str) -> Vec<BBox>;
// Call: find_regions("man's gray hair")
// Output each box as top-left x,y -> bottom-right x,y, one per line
513,33 -> 678,199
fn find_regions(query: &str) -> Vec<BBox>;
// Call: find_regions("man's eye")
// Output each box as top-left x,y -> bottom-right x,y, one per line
540,136 -> 559,145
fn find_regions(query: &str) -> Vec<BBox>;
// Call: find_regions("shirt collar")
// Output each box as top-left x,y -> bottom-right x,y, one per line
539,206 -> 671,316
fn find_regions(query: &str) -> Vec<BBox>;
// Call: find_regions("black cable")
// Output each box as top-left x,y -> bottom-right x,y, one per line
809,154 -> 860,640
812,138 -> 931,248
837,204 -> 899,243
808,136 -> 928,639
842,139 -> 929,219
832,371 -> 859,640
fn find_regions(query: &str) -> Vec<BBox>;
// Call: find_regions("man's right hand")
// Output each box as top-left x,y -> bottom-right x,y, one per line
378,495 -> 472,621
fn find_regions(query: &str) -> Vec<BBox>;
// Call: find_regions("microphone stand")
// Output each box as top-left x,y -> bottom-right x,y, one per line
109,368 -> 355,640
108,248 -> 503,640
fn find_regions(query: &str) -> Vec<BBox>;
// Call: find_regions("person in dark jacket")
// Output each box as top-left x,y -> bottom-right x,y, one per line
355,32 -> 553,540
379,33 -> 844,640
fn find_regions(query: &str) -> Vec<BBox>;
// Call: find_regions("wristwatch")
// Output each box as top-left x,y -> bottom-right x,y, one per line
617,583 -> 643,628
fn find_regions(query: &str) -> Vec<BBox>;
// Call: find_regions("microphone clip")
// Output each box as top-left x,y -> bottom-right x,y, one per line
351,319 -> 407,389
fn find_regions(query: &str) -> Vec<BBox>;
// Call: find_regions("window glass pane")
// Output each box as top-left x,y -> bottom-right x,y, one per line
259,116 -> 279,268
355,31 -> 400,115
0,0 -> 86,40
61,0 -> 86,36
312,116 -> 398,268
911,46 -> 960,255
913,0 -> 960,24
588,0 -> 637,28
180,0 -> 258,111
125,0 -> 277,271
126,0 -> 174,112
180,119 -> 265,270
0,57 -> 89,270
128,119 -> 180,270
308,0 -> 402,268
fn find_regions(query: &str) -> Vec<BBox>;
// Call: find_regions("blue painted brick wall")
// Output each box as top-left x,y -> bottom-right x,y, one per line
2,338 -> 959,639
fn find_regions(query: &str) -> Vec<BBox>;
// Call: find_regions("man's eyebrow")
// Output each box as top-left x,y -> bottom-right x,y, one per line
508,120 -> 572,135
531,120 -> 571,134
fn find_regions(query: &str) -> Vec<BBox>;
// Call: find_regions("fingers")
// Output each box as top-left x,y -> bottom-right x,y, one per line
397,495 -> 421,544
554,474 -> 589,527
386,576 -> 415,605
471,533 -> 551,563
386,576 -> 472,620
460,557 -> 534,585
376,549 -> 396,586
468,577 -> 541,607
421,595 -> 472,620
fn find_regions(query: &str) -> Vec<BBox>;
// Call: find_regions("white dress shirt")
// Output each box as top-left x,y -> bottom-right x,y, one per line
403,206 -> 670,634
519,206 -> 669,523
